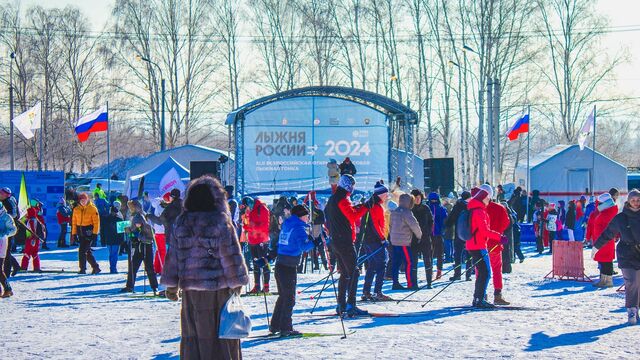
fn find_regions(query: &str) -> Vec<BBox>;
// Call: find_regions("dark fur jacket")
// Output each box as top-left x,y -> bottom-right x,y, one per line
161,209 -> 249,291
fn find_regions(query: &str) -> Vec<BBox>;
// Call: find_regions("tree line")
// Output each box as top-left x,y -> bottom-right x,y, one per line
0,0 -> 637,184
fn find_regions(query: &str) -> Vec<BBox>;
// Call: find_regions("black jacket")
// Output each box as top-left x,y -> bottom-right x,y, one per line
595,205 -> 640,270
147,198 -> 182,243
444,199 -> 467,241
411,203 -> 434,245
565,207 -> 576,230
103,209 -> 124,246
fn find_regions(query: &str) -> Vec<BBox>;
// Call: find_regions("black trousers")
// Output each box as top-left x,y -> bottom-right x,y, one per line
271,263 -> 297,332
3,236 -> 20,276
0,257 -> 10,292
58,223 -> 68,247
411,239 -> 433,284
599,261 -> 614,276
432,235 -> 444,271
513,231 -> 525,261
78,234 -> 99,272
469,250 -> 491,301
331,243 -> 359,308
453,239 -> 472,279
126,242 -> 158,290
250,244 -> 271,288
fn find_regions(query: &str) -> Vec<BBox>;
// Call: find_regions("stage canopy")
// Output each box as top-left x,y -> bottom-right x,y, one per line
226,86 -> 418,196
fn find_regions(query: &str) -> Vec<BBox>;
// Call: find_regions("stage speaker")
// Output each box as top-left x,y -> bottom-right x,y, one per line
190,161 -> 220,180
424,158 -> 454,196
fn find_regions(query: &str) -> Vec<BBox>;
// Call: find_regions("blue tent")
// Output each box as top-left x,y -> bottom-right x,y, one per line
125,156 -> 190,199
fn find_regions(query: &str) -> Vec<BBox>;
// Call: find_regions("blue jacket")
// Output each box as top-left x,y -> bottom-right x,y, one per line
0,210 -> 17,239
428,192 -> 448,236
277,215 -> 315,267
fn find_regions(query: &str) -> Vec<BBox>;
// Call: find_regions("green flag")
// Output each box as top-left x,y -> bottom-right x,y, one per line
18,173 -> 29,220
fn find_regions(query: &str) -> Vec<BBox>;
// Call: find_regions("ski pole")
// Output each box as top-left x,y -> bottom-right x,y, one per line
263,286 -> 271,328
420,245 -> 500,308
320,233 -> 348,339
309,245 -> 386,299
398,243 -> 499,303
310,272 -> 331,313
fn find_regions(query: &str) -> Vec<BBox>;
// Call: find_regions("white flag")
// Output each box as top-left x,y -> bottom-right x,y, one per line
11,102 -> 42,139
159,167 -> 185,196
577,106 -> 595,150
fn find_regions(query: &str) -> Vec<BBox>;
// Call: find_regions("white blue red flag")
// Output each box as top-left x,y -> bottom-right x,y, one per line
75,106 -> 108,142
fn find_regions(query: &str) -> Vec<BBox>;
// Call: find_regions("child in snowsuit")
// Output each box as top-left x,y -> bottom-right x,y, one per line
270,205 -> 315,337
21,207 -> 45,272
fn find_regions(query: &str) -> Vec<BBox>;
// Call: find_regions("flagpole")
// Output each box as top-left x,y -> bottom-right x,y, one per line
591,105 -> 596,196
526,105 -> 531,222
107,102 -> 111,196
39,101 -> 43,171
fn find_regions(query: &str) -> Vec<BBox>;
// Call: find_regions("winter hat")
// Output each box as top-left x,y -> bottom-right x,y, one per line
304,191 -> 320,206
170,188 -> 181,199
241,196 -> 254,209
427,192 -> 440,202
338,174 -> 356,193
628,189 -> 640,200
580,195 -> 587,201
328,158 -> 337,164
472,184 -> 493,201
373,181 -> 389,195
291,204 -> 309,218
387,200 -> 398,211
460,191 -> 472,200
410,189 -> 424,200
0,187 -> 10,196
113,200 -> 122,209
597,193 -> 612,203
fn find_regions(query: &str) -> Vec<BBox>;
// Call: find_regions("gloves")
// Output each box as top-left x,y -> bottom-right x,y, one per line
165,287 -> 179,301
500,235 -> 509,245
254,257 -> 267,268
591,247 -> 598,260
381,240 -> 389,247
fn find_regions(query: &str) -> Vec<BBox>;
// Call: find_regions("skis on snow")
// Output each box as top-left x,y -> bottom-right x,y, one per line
248,330 -> 356,340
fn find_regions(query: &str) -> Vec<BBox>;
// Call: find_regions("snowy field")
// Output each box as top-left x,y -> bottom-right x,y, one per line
0,244 -> 636,360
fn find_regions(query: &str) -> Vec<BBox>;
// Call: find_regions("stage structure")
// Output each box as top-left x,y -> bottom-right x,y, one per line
226,87 -> 418,196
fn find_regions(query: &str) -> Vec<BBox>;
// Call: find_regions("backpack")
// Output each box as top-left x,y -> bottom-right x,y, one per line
456,208 -> 477,241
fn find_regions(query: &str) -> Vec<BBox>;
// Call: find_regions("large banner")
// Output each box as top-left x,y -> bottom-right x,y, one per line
243,96 -> 389,195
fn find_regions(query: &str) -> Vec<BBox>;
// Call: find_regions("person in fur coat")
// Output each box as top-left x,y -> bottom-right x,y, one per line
162,176 -> 249,360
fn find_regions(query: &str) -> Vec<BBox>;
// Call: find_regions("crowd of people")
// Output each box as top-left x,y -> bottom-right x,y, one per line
1,158 -> 639,358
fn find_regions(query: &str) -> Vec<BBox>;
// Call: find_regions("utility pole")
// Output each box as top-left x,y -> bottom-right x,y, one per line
487,80 -> 493,184
494,78 -> 501,182
9,52 -> 15,170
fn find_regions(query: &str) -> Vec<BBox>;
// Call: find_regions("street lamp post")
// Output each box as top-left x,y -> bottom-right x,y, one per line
137,55 -> 165,151
9,52 -> 15,170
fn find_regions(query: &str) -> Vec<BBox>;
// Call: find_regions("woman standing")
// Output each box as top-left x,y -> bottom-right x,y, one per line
163,176 -> 248,359
565,200 -> 577,241
591,193 -> 619,288
594,189 -> 640,324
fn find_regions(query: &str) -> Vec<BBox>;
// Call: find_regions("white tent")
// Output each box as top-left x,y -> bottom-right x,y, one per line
515,144 -> 628,204
125,156 -> 190,199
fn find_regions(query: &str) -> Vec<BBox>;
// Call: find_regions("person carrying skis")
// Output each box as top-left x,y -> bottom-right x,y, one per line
21,206 -> 46,272
445,191 -> 472,281
486,195 -> 511,305
593,189 -> 640,325
243,196 -> 272,294
361,181 -> 390,300
410,189 -> 435,287
324,174 -> 368,317
427,192 -> 448,279
121,200 -> 158,294
467,185 -> 507,308
270,205 -> 315,336
71,193 -> 101,275
590,193 -> 619,288
0,203 -> 17,298
390,193 -> 423,290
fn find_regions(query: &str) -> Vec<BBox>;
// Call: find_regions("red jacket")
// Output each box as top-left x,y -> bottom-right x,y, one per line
586,203 -> 600,242
369,200 -> 386,240
593,205 -> 618,262
57,211 -> 71,224
486,201 -> 509,249
466,198 -> 503,251
244,199 -> 270,245
338,196 -> 368,243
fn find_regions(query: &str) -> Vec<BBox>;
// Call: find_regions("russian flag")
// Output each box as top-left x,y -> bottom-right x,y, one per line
75,106 -> 108,142
506,111 -> 529,141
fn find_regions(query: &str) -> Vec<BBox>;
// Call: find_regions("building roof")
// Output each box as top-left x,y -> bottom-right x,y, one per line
226,86 -> 418,125
519,144 -> 626,171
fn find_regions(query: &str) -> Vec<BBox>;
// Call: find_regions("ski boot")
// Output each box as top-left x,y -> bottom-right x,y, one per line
449,269 -> 462,281
335,304 -> 346,316
473,297 -> 495,309
345,304 -> 369,318
268,326 -> 281,335
263,284 -> 270,294
248,285 -> 261,295
361,291 -> 372,301
627,307 -> 638,326
77,269 -> 86,274
91,267 -> 101,275
1,289 -> 13,298
119,287 -> 133,293
493,291 -> 510,306
392,283 -> 407,290
435,269 -> 442,280
280,329 -> 303,337
373,292 -> 392,301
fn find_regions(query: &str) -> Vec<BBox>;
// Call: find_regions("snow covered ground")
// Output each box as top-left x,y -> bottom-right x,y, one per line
1,244 -> 636,359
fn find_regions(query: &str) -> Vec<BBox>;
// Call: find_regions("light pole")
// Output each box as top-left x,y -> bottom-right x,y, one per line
137,55 -> 165,151
9,52 -> 15,170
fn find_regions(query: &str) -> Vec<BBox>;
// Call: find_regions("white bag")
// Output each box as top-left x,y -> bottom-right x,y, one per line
219,292 -> 252,339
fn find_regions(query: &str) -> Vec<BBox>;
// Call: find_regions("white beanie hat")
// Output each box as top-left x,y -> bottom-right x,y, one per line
597,193 -> 611,203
